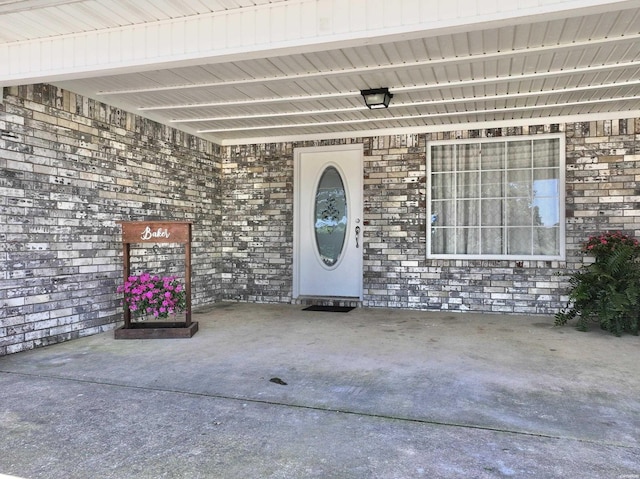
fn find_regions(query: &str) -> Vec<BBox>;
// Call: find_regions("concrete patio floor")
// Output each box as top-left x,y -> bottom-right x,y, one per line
1,302 -> 639,478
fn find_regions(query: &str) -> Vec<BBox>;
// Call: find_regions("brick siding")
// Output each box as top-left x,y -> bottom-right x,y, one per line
1,85 -> 222,355
1,84 -> 639,355
221,126 -> 639,314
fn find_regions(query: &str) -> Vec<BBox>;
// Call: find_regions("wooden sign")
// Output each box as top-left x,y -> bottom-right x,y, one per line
119,221 -> 192,244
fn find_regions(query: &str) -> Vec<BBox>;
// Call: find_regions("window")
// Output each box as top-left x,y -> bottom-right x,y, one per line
427,134 -> 565,260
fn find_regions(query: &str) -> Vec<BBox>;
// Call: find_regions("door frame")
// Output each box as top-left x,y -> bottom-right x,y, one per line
293,143 -> 364,299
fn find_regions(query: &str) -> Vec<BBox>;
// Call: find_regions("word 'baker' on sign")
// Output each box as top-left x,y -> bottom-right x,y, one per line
118,221 -> 192,244
141,226 -> 170,240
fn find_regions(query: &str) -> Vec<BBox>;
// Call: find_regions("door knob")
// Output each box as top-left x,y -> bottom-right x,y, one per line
355,226 -> 361,248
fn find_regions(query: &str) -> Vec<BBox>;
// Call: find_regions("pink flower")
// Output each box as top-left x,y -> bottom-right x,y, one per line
119,273 -> 186,319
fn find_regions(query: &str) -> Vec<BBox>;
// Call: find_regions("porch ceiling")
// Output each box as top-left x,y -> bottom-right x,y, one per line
1,0 -> 639,145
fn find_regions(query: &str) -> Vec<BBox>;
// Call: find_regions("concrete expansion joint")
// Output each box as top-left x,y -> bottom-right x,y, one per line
1,369 -> 635,451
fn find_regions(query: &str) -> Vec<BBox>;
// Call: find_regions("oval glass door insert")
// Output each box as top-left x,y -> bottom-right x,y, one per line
314,166 -> 348,267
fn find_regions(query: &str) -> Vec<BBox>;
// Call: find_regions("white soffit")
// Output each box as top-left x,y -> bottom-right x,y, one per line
0,0 -> 639,145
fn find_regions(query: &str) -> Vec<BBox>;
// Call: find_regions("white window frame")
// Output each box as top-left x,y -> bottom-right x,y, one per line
426,133 -> 565,260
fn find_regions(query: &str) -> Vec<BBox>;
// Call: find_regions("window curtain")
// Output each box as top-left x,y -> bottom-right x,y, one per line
532,138 -> 560,255
431,145 -> 454,254
430,136 -> 561,258
480,142 -> 505,255
506,140 -> 533,255
455,144 -> 480,254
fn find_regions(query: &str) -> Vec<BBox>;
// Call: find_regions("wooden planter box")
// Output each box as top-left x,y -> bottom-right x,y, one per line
115,221 -> 198,339
114,321 -> 198,339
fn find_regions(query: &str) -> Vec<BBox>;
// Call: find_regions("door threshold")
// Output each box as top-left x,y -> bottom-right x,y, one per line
294,296 -> 362,308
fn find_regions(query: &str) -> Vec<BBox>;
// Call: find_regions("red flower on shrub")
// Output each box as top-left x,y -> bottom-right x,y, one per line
582,231 -> 640,260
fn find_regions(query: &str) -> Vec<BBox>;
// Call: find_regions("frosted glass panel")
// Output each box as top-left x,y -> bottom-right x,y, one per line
314,167 -> 347,267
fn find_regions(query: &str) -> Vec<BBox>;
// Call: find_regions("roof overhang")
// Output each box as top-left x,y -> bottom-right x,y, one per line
1,0 -> 639,145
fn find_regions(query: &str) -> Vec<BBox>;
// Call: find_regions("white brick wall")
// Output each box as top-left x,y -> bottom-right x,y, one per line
2,84 -> 639,355
1,85 -> 222,355
222,124 -> 639,314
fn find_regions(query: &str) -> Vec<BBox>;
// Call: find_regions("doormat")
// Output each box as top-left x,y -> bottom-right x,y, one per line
302,305 -> 355,313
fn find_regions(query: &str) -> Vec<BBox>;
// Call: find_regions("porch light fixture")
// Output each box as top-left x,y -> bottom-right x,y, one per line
360,87 -> 393,109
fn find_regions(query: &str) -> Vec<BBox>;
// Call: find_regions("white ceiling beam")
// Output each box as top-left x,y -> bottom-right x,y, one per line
223,109 -> 640,146
136,61 -> 640,112
169,78 -> 640,124
138,91 -> 355,111
397,62 -> 640,95
197,94 -> 640,133
171,105 -> 367,123
98,33 -> 640,97
1,0 -> 637,85
0,0 -> 84,14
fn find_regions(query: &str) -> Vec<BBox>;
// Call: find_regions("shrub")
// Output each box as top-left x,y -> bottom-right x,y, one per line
555,232 -> 640,336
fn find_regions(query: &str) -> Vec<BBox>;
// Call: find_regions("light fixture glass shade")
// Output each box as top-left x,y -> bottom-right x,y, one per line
360,88 -> 393,109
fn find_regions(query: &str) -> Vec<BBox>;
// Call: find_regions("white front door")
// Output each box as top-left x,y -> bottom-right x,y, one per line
294,144 -> 363,299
